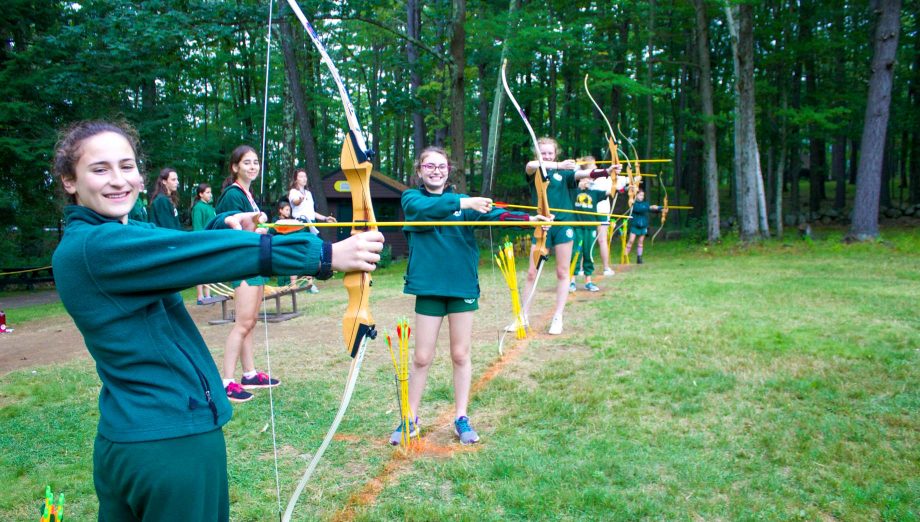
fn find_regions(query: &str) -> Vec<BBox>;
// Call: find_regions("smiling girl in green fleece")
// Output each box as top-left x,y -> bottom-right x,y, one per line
51,120 -> 384,521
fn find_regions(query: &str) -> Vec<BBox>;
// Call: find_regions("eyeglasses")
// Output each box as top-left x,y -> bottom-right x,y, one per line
421,163 -> 450,172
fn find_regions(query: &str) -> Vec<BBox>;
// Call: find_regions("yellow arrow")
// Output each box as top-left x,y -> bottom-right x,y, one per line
494,202 -> 630,219
577,159 -> 672,164
260,219 -> 630,233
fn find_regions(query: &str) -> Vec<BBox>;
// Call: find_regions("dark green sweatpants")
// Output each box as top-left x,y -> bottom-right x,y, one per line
94,428 -> 229,521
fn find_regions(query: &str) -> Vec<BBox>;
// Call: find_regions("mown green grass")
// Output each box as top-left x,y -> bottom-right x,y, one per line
0,230 -> 917,520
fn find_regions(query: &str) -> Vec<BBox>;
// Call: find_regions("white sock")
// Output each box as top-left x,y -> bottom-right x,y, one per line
242,370 -> 258,379
222,378 -> 234,388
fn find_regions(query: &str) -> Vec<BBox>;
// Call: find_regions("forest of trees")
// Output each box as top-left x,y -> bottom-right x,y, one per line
1,0 -> 917,264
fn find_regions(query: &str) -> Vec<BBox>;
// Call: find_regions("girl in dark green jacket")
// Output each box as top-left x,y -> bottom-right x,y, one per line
148,166 -> 182,229
393,146 -> 545,446
625,188 -> 662,264
52,121 -> 384,521
215,145 -> 274,402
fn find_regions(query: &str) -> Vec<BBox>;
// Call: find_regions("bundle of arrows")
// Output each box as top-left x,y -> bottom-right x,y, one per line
385,319 -> 416,452
495,241 -> 526,346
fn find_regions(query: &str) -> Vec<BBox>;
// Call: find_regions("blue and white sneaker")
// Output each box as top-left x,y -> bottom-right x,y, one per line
454,416 -> 480,445
389,417 -> 419,445
585,282 -> 600,292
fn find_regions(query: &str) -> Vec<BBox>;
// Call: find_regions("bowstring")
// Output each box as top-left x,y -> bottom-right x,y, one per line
257,0 -> 283,514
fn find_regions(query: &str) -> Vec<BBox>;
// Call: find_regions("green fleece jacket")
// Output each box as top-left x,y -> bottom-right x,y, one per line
191,200 -> 216,231
401,187 -> 529,298
52,205 -> 325,443
216,184 -> 257,214
149,193 -> 182,230
629,200 -> 659,230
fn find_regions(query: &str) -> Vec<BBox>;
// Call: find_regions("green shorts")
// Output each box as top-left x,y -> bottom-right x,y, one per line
230,276 -> 266,289
534,225 -> 575,249
629,225 -> 649,237
94,429 -> 229,522
415,295 -> 479,316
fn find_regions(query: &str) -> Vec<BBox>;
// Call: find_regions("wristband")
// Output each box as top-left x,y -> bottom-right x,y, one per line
316,241 -> 334,280
589,168 -> 610,179
259,234 -> 273,276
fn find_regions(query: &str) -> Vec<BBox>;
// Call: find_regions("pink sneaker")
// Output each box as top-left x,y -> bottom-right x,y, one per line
225,382 -> 253,402
240,371 -> 281,389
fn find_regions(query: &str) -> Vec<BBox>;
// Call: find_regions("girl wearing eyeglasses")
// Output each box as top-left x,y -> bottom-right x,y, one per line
392,146 -> 547,446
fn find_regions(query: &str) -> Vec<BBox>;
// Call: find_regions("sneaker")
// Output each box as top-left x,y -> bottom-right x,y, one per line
548,315 -> 563,335
225,382 -> 253,403
603,268 -> 615,276
453,416 -> 480,445
240,371 -> 281,389
504,318 -> 529,332
585,282 -> 599,292
389,417 -> 419,445
307,284 -> 319,294
569,281 -> 576,293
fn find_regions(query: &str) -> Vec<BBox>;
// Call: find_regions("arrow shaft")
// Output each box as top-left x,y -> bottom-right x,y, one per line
261,220 -> 625,231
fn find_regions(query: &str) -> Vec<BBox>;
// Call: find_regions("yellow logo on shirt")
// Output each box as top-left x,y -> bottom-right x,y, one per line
575,192 -> 594,209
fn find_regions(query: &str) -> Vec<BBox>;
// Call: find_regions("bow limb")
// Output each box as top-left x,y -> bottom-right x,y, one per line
282,3 -> 376,519
501,59 -> 550,312
652,183 -> 669,242
584,74 -> 629,248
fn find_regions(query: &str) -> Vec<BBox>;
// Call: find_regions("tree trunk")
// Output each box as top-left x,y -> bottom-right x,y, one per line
849,137 -> 859,185
449,0 -> 466,192
880,135 -> 892,207
478,62 -> 490,192
482,0 -> 521,196
406,0 -> 426,153
548,54 -> 557,136
774,87 -> 788,239
809,139 -> 825,212
369,44 -> 383,171
278,18 -> 328,215
645,0 -> 656,161
911,130 -> 920,205
726,2 -> 764,240
833,136 -> 847,210
849,0 -> 901,241
693,0 -> 720,242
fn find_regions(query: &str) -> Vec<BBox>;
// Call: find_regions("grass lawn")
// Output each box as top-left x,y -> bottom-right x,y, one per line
1,229 -> 917,520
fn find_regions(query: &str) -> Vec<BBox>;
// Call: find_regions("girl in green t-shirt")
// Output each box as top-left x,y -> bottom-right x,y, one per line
192,182 -> 217,304
518,138 -> 616,335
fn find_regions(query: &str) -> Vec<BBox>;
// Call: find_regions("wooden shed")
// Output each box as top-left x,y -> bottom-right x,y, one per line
319,169 -> 409,258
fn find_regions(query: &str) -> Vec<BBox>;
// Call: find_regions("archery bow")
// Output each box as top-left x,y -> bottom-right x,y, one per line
584,73 -> 628,255
501,59 -> 551,322
281,2 -> 377,519
651,176 -> 669,242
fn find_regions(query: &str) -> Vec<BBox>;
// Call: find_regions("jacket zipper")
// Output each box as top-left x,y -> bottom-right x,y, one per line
174,343 -> 219,426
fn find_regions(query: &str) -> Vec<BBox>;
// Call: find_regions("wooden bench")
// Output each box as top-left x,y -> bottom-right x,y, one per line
205,279 -> 311,325
0,266 -> 55,291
